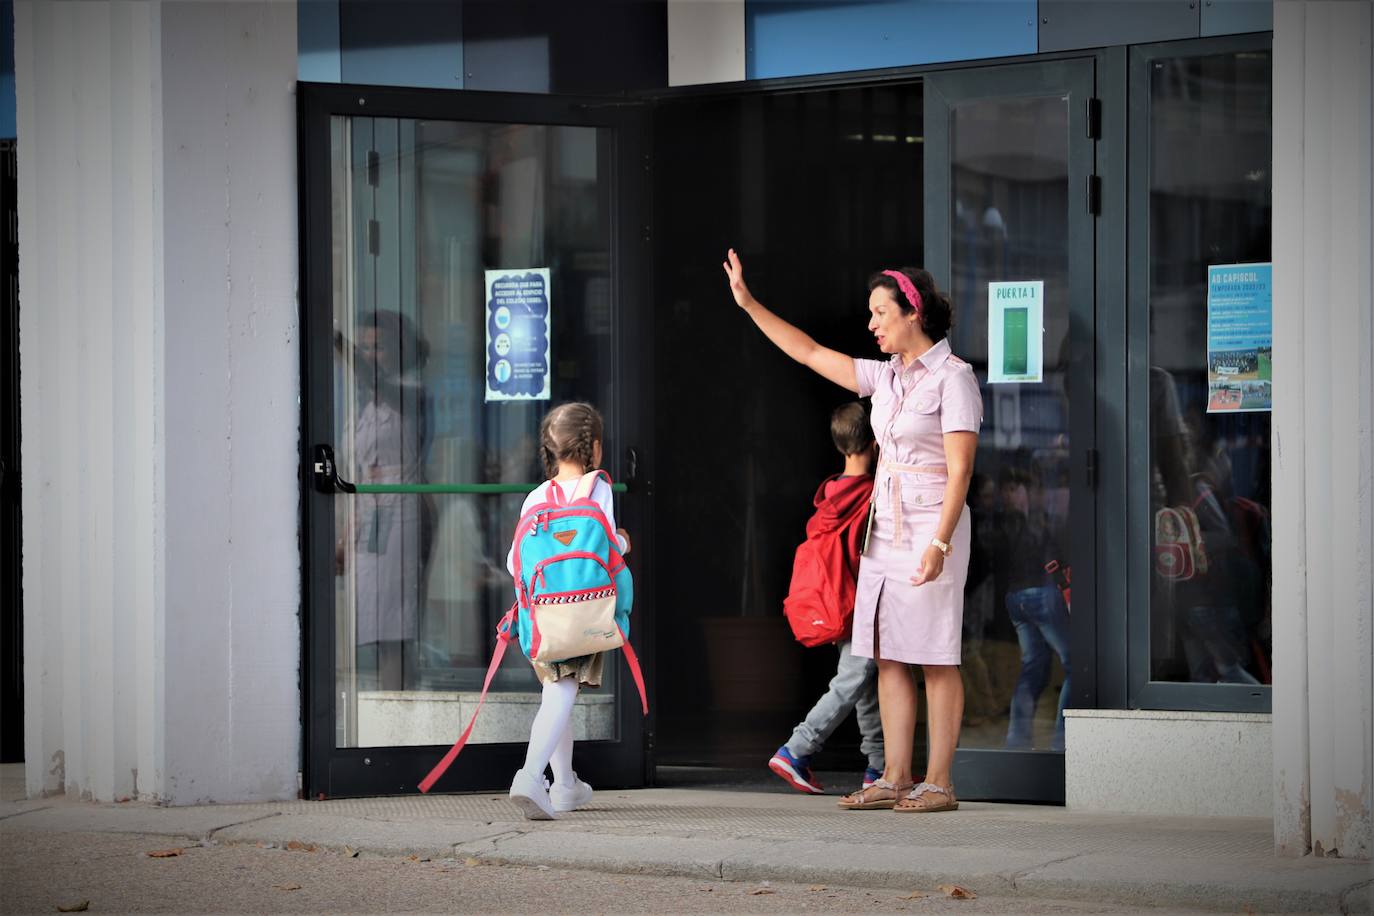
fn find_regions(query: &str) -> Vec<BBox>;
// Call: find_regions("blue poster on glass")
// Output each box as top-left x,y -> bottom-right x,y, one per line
1206,263 -> 1272,413
485,268 -> 551,402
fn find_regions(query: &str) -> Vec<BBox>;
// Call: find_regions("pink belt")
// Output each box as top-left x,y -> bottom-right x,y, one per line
880,460 -> 948,548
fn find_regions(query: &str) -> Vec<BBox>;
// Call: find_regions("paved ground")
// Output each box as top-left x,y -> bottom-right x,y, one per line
2,766 -> 1369,914
1,829 -> 1218,915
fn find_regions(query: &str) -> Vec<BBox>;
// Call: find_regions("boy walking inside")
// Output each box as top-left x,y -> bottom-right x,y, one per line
769,402 -> 884,794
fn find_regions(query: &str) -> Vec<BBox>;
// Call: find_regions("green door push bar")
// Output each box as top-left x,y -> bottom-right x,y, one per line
355,482 -> 628,495
310,444 -> 629,495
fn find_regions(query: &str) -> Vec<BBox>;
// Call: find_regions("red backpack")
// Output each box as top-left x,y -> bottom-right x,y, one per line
783,475 -> 874,647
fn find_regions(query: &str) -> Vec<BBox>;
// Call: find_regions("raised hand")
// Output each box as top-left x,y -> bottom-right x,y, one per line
722,248 -> 756,310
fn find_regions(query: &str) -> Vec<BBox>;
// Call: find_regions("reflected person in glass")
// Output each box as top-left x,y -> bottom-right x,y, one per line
724,250 -> 982,814
997,467 -> 1070,752
337,309 -> 435,692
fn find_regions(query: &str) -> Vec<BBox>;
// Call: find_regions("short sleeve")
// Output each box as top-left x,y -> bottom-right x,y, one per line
940,363 -> 983,434
853,358 -> 886,398
591,479 -> 629,553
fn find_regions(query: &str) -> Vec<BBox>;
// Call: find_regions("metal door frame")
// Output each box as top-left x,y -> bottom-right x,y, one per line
923,57 -> 1103,802
297,82 -> 653,799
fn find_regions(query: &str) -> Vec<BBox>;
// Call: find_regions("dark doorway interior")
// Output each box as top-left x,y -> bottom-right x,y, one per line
1,140 -> 21,765
651,83 -> 923,772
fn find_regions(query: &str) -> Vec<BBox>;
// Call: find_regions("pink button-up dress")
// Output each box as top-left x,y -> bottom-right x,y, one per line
852,339 -> 983,665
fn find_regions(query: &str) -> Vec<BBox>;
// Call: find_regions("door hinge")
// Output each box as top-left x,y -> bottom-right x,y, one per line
1086,448 -> 1099,490
1086,175 -> 1102,216
367,219 -> 380,256
366,150 -> 380,187
1086,97 -> 1102,140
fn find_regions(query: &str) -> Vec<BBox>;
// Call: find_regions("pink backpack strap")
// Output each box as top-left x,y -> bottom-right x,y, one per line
573,469 -> 612,503
547,479 -> 567,506
418,606 -> 518,793
617,624 -> 649,715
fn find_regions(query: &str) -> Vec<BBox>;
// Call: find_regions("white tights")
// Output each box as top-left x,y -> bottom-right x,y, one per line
522,677 -> 578,787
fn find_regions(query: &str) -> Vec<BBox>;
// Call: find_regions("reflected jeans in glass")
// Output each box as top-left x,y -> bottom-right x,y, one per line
1004,586 -> 1071,752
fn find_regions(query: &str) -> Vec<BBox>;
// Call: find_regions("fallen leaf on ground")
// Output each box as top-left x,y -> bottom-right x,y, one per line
272,883 -> 302,892
748,887 -> 776,896
286,840 -> 317,852
937,884 -> 977,899
56,902 -> 90,913
809,885 -> 827,892
903,890 -> 930,899
463,857 -> 482,867
343,846 -> 359,858
146,848 -> 183,858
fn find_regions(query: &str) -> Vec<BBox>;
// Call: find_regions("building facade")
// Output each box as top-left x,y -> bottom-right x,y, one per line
9,0 -> 1371,859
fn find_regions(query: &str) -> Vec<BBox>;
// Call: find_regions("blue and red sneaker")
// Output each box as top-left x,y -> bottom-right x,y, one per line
768,746 -> 824,795
862,766 -> 883,788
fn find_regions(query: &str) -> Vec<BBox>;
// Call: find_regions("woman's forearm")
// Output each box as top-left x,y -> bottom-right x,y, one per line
741,300 -> 860,393
935,471 -> 973,544
936,430 -> 978,544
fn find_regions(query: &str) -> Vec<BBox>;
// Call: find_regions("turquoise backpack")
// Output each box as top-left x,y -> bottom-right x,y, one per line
509,470 -> 636,663
419,470 -> 647,793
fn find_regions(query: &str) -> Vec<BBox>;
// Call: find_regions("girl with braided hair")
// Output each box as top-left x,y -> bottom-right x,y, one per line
504,402 -> 631,819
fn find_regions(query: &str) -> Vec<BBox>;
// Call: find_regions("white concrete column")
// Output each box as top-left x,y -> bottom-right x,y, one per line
17,0 -> 300,804
1271,0 -> 1374,860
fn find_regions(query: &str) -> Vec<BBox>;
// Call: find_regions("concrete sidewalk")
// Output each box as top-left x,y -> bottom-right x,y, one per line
1,775 -> 1369,914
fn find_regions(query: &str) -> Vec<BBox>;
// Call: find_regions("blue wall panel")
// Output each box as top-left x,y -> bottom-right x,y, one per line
338,0 -> 463,90
1202,0 -> 1271,37
746,0 -> 1037,80
299,0 -> 342,83
1,1 -> 13,139
1039,0 -> 1198,52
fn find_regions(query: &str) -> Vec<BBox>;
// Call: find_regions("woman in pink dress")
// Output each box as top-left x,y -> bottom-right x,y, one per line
723,250 -> 981,813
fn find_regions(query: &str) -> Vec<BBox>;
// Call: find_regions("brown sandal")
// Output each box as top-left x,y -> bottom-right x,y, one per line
837,779 -> 914,810
894,782 -> 959,813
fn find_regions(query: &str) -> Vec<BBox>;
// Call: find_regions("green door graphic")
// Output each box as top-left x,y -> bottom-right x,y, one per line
1003,307 -> 1029,376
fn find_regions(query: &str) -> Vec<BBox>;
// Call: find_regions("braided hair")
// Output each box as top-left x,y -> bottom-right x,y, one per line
539,402 -> 604,478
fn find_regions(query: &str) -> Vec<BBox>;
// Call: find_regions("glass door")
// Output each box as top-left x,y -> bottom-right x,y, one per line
300,86 -> 651,798
924,60 -> 1097,802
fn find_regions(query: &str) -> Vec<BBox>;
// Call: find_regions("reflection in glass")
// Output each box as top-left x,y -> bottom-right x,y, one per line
1147,52 -> 1272,686
329,117 -> 618,747
949,96 -> 1071,752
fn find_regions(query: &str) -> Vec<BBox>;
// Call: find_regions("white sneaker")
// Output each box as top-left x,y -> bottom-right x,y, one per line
549,775 -> 593,812
509,769 -> 558,820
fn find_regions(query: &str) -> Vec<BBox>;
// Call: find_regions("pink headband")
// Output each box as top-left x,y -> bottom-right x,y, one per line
881,270 -> 923,316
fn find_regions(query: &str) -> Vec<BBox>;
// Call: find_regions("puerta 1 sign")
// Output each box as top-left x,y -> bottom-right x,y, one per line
486,268 -> 551,402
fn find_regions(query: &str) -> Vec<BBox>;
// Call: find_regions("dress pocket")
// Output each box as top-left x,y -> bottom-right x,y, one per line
901,483 -> 946,508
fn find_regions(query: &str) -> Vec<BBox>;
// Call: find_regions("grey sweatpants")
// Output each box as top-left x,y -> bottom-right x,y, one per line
784,639 -> 884,771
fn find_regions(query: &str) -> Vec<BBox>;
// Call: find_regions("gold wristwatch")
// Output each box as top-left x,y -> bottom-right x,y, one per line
930,537 -> 952,557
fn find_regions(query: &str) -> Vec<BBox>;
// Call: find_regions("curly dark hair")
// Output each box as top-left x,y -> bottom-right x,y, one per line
539,402 -> 604,478
867,268 -> 954,343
